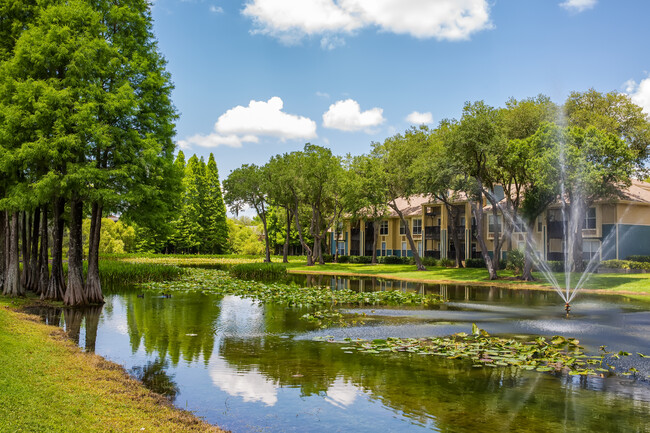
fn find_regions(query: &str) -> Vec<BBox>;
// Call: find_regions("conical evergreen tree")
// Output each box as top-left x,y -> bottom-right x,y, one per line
176,154 -> 204,253
203,153 -> 229,253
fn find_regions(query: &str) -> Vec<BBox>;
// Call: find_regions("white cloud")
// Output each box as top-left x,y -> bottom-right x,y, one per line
316,91 -> 330,99
210,5 -> 223,13
320,35 -> 346,50
624,76 -> 650,115
178,96 -> 317,149
322,99 -> 385,132
559,0 -> 597,13
406,111 -> 433,125
242,0 -> 493,46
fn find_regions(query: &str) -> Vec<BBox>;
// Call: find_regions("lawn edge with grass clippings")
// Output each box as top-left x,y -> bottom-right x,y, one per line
0,297 -> 226,433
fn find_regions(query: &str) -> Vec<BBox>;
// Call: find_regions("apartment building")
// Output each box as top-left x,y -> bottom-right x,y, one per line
332,181 -> 650,262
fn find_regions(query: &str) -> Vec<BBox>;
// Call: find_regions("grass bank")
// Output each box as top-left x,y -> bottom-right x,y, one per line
0,297 -> 224,433
285,262 -> 650,297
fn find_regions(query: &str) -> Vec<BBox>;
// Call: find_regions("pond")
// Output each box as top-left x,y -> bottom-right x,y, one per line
31,273 -> 650,432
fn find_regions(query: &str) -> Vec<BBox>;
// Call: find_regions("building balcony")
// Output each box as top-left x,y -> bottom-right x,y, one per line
547,221 -> 567,239
425,250 -> 440,259
425,226 -> 441,240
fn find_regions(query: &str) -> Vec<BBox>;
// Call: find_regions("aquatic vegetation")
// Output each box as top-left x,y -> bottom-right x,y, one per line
317,324 -> 645,377
300,310 -> 367,328
142,268 -> 444,308
78,260 -> 186,288
229,263 -> 287,280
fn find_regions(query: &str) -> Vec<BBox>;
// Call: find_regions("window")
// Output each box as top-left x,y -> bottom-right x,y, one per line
400,220 -> 407,235
401,242 -> 407,257
513,220 -> 526,233
584,207 -> 596,230
537,217 -> 543,232
583,239 -> 600,259
488,215 -> 502,233
337,241 -> 345,256
460,217 -> 466,227
380,220 -> 389,235
381,241 -> 387,256
413,219 -> 422,235
417,241 -> 422,256
437,218 -> 441,226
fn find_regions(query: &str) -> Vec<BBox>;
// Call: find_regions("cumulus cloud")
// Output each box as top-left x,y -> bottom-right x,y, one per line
242,0 -> 493,46
322,99 -> 385,132
406,111 -> 433,125
559,0 -> 597,13
209,5 -> 223,13
624,76 -> 650,115
178,97 -> 317,148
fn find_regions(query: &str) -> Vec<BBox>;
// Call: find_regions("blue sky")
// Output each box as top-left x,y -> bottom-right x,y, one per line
149,0 -> 650,177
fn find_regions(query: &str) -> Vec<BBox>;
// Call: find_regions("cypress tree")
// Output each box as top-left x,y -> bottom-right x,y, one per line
203,153 -> 229,254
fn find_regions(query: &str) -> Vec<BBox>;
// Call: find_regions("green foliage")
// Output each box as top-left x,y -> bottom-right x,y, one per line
465,258 -> 486,268
626,255 -> 650,263
320,325 -> 634,378
229,263 -> 287,281
421,257 -> 438,267
91,260 -> 185,289
202,153 -> 229,254
505,249 -> 525,274
439,258 -> 455,268
83,218 -> 136,255
226,218 -> 264,255
600,260 -> 650,271
144,268 -> 445,308
379,256 -> 410,265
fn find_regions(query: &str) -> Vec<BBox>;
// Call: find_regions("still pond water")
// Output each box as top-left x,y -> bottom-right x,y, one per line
36,274 -> 650,432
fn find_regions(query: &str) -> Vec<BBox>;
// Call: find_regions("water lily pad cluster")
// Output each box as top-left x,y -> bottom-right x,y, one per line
301,310 -> 367,328
142,269 -> 444,308
316,324 -> 644,377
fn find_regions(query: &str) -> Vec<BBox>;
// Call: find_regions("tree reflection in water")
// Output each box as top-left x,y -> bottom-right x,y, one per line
130,358 -> 180,402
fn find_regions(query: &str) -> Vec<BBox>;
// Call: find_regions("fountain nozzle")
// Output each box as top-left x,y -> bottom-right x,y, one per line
565,302 -> 571,315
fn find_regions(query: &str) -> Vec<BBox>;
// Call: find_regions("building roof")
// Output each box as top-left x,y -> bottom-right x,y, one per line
620,180 -> 650,204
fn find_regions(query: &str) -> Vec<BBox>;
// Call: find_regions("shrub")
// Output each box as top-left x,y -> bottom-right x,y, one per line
546,261 -> 565,272
465,258 -> 485,268
439,258 -> 455,268
335,255 -> 350,263
600,259 -> 650,271
626,255 -> 650,263
505,250 -> 525,274
421,257 -> 438,267
229,263 -> 287,281
379,256 -> 409,265
322,254 -> 334,263
351,256 -> 373,264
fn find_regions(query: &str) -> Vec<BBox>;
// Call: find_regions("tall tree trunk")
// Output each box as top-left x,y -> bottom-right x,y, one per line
260,213 -> 271,263
282,208 -> 291,263
86,202 -> 104,304
293,199 -> 313,266
445,204 -> 463,268
371,219 -> 379,264
569,199 -> 587,273
522,224 -> 535,281
38,206 -> 49,295
64,198 -> 87,306
391,201 -> 426,271
20,211 -> 28,288
3,212 -> 22,296
0,211 -> 6,292
44,198 -> 65,301
28,207 -> 40,292
470,189 -> 497,280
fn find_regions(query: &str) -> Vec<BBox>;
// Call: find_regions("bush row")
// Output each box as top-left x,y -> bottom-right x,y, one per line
626,255 -> 650,263
600,259 -> 650,271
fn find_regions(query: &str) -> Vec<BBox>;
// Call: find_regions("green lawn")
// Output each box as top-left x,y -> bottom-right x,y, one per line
285,262 -> 650,296
0,296 -> 223,433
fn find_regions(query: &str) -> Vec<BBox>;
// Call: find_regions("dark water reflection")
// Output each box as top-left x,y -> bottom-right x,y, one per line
29,277 -> 650,433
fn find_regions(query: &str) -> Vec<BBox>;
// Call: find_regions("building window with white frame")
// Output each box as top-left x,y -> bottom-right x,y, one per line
583,239 -> 600,259
401,241 -> 407,257
381,241 -> 387,256
584,207 -> 596,230
413,219 -> 422,235
380,220 -> 389,236
488,215 -> 502,233
400,220 -> 407,235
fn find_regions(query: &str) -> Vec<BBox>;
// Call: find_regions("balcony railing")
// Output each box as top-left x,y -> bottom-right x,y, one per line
425,226 -> 441,240
547,221 -> 567,239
